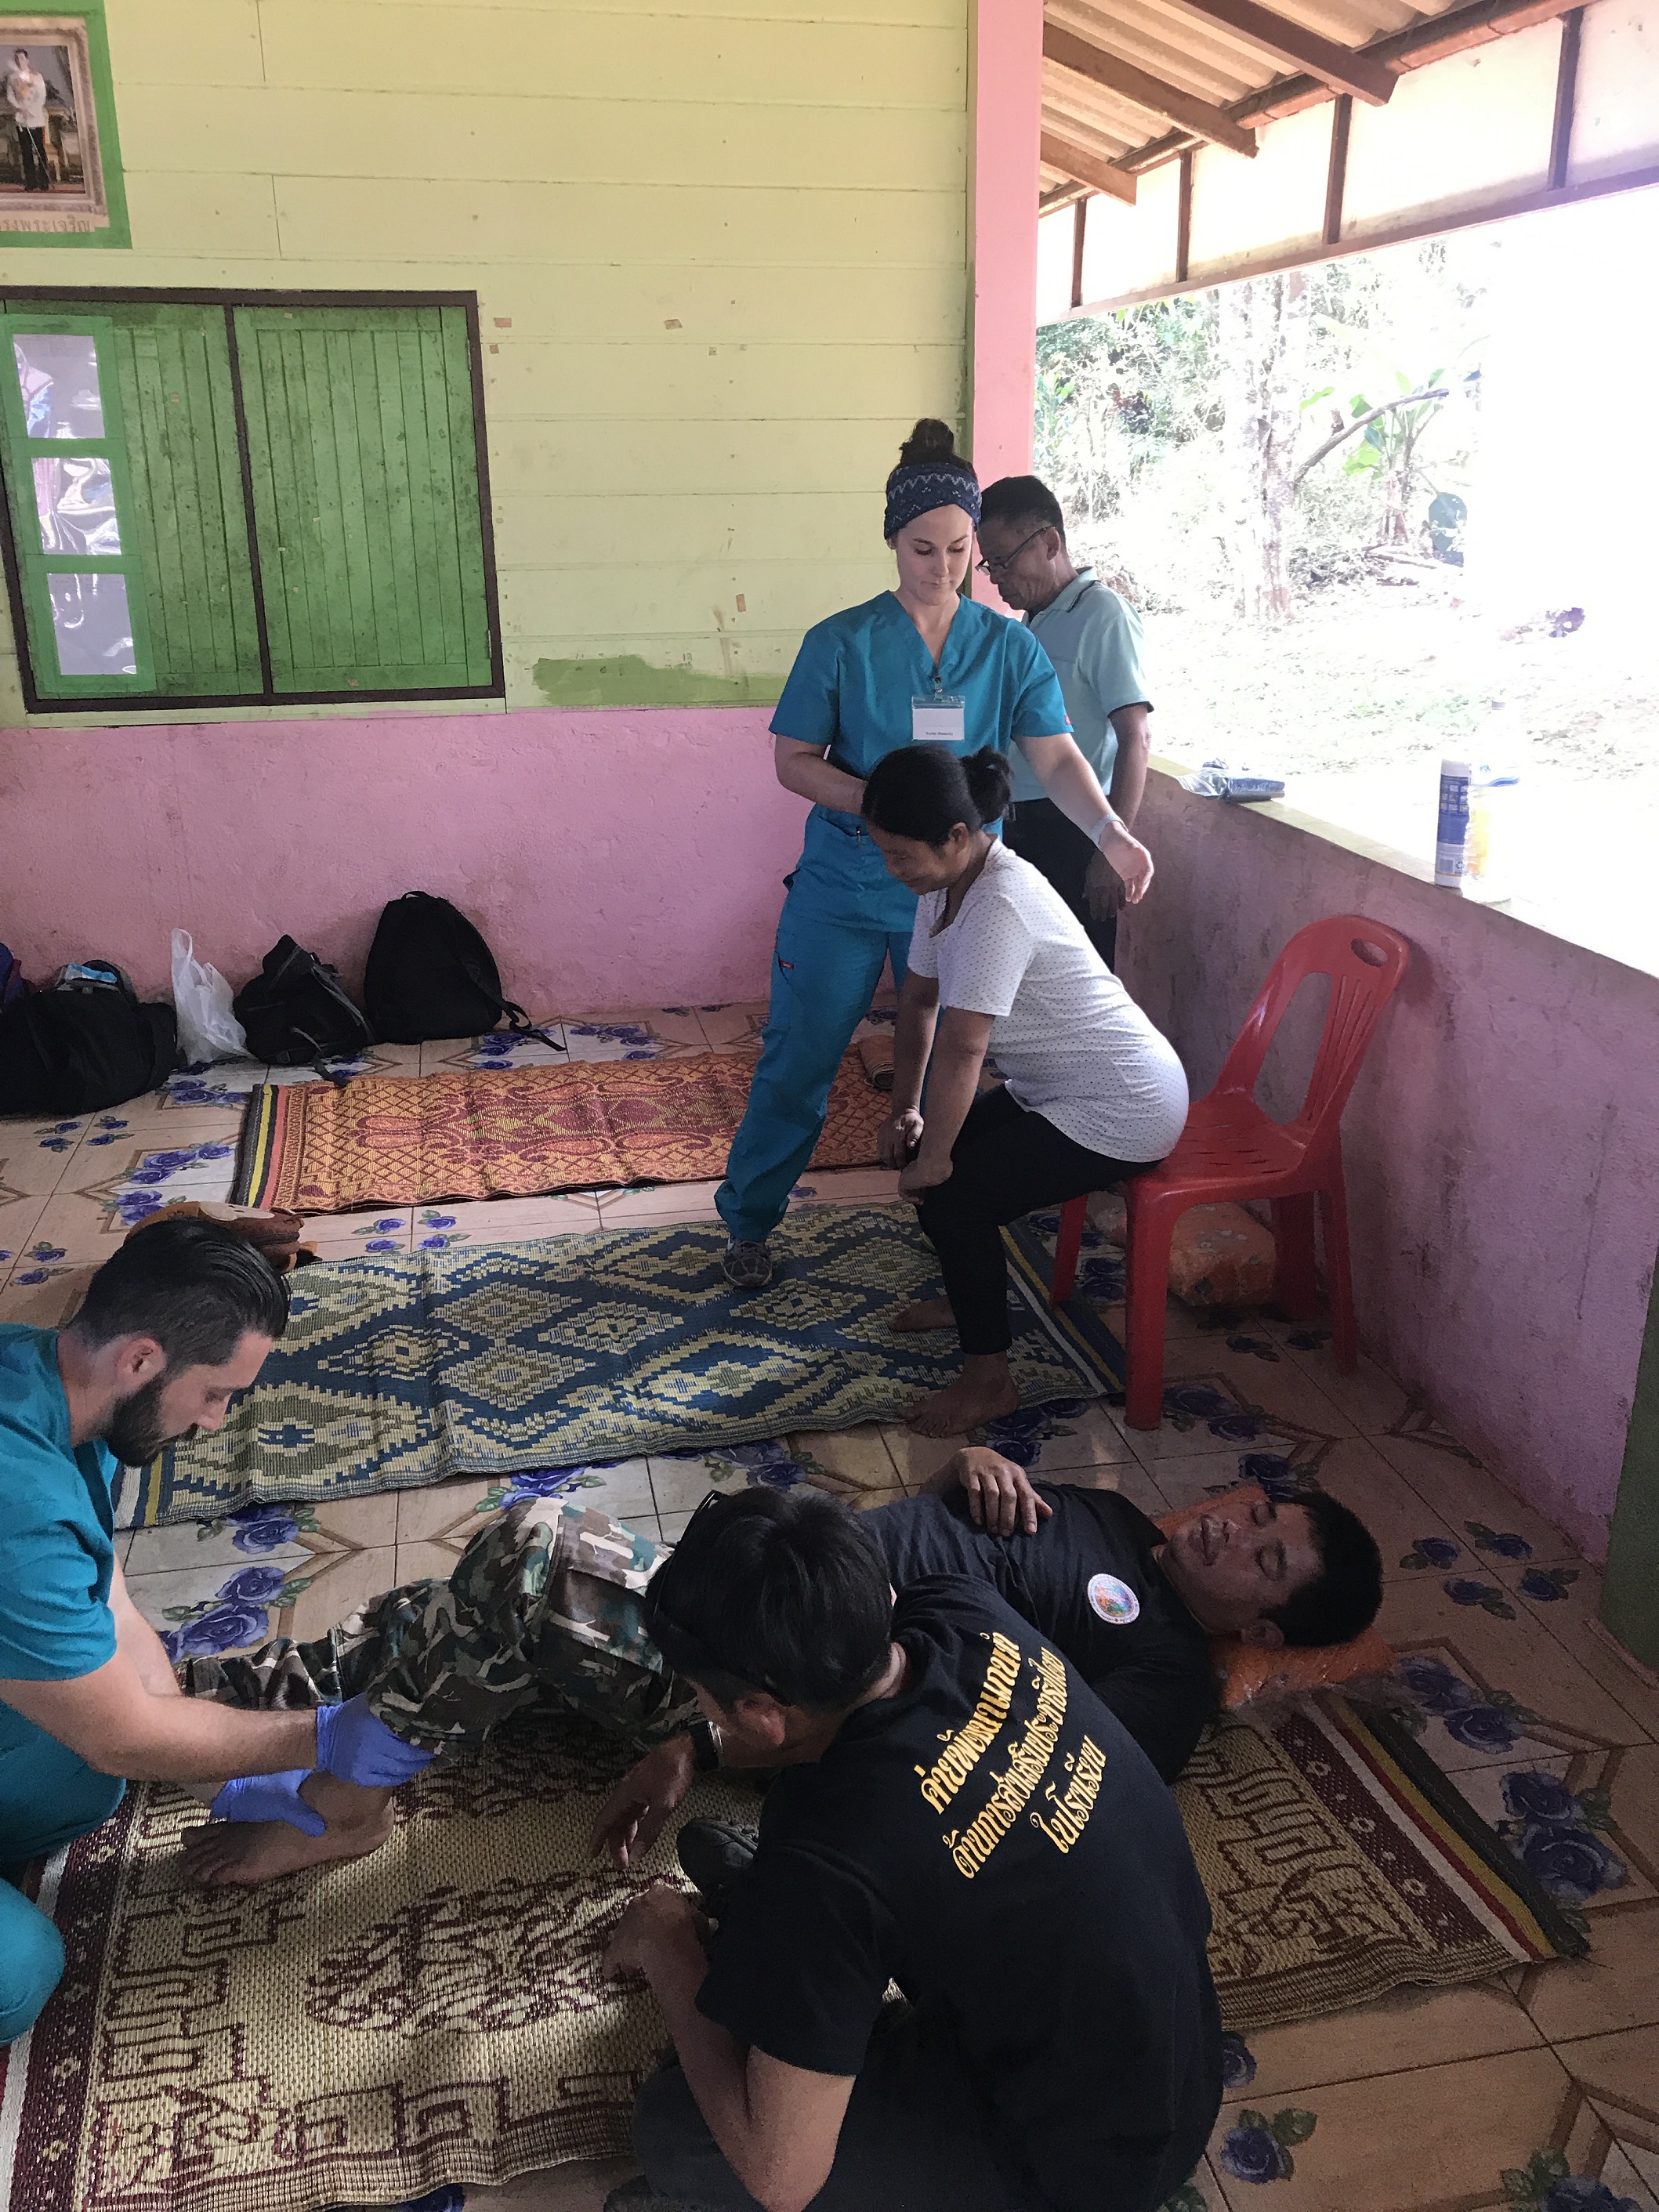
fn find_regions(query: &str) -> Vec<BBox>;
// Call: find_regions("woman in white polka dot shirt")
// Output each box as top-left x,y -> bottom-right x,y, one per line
862,746 -> 1188,1438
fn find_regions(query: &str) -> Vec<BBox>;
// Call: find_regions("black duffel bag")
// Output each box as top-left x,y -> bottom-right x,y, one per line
0,959 -> 179,1116
233,937 -> 372,1069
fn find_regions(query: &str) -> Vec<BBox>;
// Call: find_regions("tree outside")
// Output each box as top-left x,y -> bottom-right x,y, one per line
1034,195 -> 1659,967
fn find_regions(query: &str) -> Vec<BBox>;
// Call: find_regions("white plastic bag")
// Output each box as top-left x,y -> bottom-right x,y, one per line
171,929 -> 247,1065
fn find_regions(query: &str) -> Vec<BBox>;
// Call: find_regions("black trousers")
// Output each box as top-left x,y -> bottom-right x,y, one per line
916,1084 -> 1146,1355
1003,795 -> 1117,968
634,1996 -> 1042,2211
16,125 -> 47,190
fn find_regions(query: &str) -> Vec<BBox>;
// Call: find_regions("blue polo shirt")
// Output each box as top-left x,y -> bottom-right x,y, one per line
0,1326 -> 119,1758
770,592 -> 1070,929
1011,571 -> 1150,804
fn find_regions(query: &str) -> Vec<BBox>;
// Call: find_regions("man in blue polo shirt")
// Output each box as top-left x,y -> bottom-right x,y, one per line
976,476 -> 1154,971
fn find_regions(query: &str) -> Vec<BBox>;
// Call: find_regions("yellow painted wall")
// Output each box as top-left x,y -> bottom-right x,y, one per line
0,0 -> 972,715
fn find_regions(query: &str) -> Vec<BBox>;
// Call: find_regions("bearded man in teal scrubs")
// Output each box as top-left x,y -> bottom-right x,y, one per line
0,1219 -> 430,2044
715,418 -> 1157,1291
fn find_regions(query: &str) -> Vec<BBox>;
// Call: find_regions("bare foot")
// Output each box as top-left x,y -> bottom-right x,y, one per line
902,1360 -> 1020,1438
890,1297 -> 956,1334
180,1802 -> 395,1884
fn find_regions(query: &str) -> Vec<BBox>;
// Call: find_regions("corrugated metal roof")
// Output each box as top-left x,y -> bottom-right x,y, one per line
1039,0 -> 1487,194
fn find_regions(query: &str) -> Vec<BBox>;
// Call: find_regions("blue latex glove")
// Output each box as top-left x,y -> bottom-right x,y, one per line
314,1693 -> 436,1787
209,1769 -> 327,1835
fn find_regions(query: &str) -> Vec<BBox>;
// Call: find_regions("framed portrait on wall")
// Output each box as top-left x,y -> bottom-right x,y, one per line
0,10 -> 127,244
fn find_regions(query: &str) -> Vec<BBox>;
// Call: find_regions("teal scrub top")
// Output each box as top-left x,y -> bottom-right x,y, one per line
1011,570 -> 1150,804
770,592 -> 1071,929
0,1325 -> 119,1757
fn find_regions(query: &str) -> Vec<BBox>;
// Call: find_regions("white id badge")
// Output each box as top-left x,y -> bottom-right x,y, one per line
911,694 -> 965,744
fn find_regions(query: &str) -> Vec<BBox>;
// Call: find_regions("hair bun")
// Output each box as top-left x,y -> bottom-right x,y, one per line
962,747 -> 1013,827
897,418 -> 959,469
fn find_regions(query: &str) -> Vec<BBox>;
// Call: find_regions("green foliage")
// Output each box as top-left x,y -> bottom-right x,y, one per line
1034,235 -> 1491,609
1576,1784 -> 1614,1830
1501,2148 -> 1571,2205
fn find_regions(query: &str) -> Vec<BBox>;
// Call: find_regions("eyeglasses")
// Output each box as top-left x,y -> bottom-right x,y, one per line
974,525 -> 1049,577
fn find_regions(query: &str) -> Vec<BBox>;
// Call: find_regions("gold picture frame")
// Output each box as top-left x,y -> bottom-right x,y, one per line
0,15 -> 110,234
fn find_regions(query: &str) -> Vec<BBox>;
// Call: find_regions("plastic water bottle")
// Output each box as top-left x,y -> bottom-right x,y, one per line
1435,760 -> 1472,886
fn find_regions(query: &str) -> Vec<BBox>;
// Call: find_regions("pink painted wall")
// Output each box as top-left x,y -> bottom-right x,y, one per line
1120,770 -> 1659,1563
969,0 -> 1042,610
0,707 -> 808,1013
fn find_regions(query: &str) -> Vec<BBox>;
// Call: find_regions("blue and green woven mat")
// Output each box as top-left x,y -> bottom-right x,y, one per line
132,1204 -> 1123,1526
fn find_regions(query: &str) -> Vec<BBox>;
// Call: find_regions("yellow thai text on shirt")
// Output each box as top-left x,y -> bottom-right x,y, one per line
945,1645 -> 1078,1880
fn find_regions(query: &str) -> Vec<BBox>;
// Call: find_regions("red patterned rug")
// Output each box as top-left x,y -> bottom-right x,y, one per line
233,1048 -> 887,1214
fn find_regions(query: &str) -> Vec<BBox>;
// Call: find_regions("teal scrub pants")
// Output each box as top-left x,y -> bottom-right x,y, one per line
0,1729 -> 124,2044
717,817 -> 915,1248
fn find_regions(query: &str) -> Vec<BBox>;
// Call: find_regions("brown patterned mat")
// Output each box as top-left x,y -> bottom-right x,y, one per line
233,1048 -> 887,1213
0,1700 -> 1577,2212
1175,1694 -> 1580,2031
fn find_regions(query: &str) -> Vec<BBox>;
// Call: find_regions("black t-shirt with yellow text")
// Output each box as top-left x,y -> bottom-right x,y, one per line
694,1578 -> 1223,2212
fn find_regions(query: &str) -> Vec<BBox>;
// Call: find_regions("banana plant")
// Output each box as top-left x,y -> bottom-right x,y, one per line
1294,367 -> 1450,542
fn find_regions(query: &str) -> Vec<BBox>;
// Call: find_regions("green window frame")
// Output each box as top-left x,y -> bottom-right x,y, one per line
0,311 -> 154,697
0,290 -> 502,710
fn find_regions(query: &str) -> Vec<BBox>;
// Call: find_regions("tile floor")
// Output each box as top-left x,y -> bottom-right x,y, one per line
6,1005 -> 1657,2212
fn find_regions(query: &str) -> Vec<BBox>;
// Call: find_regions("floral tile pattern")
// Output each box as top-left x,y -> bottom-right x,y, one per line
0,1120 -> 92,1193
71,1133 -> 241,1230
553,1008 -> 708,1063
9,1002 -> 1658,2212
125,1497 -> 402,1659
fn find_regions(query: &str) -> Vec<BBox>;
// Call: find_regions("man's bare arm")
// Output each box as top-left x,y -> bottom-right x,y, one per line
1107,704 -> 1151,831
108,1557 -> 185,1700
0,1646 -> 318,1783
619,1892 -> 853,2212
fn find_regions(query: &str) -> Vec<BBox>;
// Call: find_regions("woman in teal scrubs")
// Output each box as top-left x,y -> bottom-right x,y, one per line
716,420 -> 1154,1287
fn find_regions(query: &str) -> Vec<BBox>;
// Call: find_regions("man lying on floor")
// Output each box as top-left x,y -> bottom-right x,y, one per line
601,1483 -> 1224,2212
0,1221 -> 420,2046
179,1436 -> 1382,1884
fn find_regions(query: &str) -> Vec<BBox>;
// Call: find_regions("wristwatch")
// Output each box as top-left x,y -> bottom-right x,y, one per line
689,1718 -> 723,1773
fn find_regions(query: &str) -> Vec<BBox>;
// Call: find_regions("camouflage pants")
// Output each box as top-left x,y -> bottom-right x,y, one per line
182,1497 -> 698,1763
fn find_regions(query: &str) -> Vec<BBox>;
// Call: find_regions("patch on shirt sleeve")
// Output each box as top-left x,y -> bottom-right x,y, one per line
1086,1572 -> 1140,1625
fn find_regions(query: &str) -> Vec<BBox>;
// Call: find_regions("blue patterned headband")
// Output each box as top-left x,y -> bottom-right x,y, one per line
883,461 -> 982,540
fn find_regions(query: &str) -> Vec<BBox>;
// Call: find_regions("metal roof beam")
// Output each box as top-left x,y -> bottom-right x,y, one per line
1039,129 -> 1140,203
1044,24 -> 1261,154
1164,0 -> 1396,103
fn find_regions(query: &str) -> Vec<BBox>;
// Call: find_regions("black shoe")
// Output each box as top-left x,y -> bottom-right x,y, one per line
677,1818 -> 759,1918
720,1238 -> 773,1290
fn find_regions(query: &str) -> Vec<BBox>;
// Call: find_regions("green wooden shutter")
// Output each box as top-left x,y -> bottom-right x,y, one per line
0,310 -> 154,700
112,305 -> 263,697
234,303 -> 493,693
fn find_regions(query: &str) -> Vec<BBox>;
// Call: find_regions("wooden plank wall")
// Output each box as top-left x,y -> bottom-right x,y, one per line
0,0 -> 973,716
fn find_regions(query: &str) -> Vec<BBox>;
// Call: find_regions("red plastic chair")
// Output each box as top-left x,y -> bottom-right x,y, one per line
1050,915 -> 1411,1430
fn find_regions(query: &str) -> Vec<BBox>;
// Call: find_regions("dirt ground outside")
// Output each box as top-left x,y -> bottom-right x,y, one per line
1112,567 -> 1659,975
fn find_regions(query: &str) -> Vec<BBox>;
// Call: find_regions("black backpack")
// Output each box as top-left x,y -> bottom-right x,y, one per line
362,892 -> 563,1050
233,937 -> 373,1069
0,959 -> 179,1115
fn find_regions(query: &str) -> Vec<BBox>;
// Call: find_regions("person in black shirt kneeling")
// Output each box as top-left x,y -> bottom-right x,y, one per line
602,1486 -> 1223,2212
